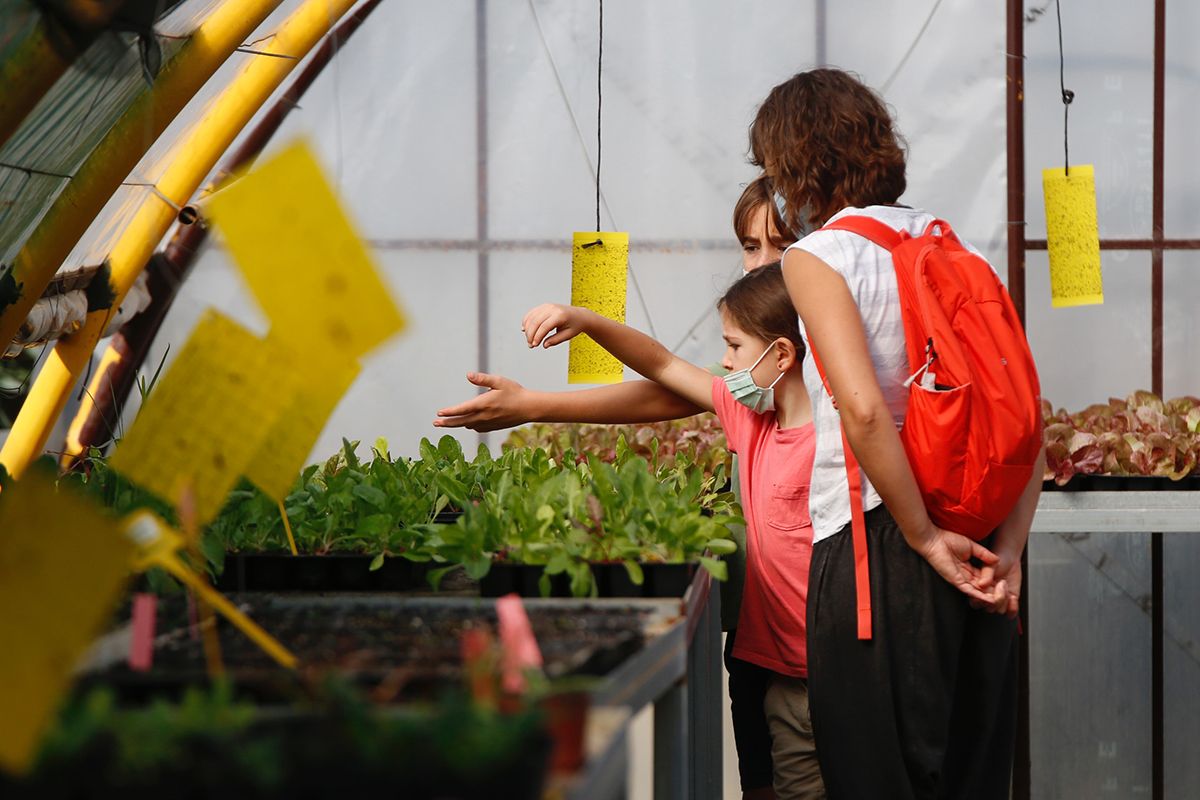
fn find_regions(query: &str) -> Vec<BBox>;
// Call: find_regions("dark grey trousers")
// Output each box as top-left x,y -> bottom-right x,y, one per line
806,504 -> 1018,800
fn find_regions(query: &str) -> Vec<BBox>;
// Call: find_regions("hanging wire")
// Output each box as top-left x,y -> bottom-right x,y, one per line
1055,0 -> 1074,175
526,0 -> 657,338
880,0 -> 945,94
595,0 -> 603,233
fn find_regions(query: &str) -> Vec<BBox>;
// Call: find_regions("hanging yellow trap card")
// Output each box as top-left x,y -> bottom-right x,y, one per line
1043,164 -> 1103,308
205,139 -> 407,360
109,310 -> 300,525
568,231 -> 628,384
0,469 -> 133,774
244,346 -> 361,501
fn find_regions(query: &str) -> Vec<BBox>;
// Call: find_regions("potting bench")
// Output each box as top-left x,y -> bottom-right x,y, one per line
1023,489 -> 1200,800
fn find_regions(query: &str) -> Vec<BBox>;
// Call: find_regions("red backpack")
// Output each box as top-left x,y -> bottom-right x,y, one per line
808,216 -> 1042,640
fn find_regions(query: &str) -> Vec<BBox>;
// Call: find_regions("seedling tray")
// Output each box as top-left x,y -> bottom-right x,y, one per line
1043,475 -> 1200,492
86,595 -> 652,704
216,553 -> 434,592
479,562 -> 695,599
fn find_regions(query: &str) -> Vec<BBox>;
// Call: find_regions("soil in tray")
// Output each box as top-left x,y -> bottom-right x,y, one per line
88,595 -> 651,703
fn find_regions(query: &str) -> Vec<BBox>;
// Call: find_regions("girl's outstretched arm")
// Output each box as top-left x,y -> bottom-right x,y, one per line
434,373 -> 703,432
523,304 -> 716,412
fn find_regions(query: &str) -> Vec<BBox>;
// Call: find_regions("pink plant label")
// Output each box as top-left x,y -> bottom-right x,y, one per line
497,593 -> 543,694
128,593 -> 157,672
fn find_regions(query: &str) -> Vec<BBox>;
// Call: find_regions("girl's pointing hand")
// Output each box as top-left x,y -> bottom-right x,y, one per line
522,304 -> 589,349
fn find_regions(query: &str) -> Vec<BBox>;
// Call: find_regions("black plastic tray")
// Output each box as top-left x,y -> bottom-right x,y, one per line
479,562 -> 695,599
216,553 -> 433,592
1042,475 -> 1200,492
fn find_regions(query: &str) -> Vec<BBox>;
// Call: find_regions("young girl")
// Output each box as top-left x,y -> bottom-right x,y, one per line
520,265 -> 825,798
436,177 -> 798,799
750,68 -> 1044,799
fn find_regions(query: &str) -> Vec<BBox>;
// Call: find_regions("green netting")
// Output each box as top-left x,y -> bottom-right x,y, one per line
0,1 -> 41,68
0,0 -> 222,269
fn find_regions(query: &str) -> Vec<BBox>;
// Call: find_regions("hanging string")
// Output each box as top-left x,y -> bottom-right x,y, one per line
525,0 -> 657,338
1055,0 -> 1074,175
595,0 -> 603,233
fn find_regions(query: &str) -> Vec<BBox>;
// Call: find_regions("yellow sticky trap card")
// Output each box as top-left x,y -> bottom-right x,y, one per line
569,232 -> 629,383
0,469 -> 133,774
244,347 -> 361,502
1043,164 -> 1103,308
109,310 -> 300,525
205,139 -> 407,359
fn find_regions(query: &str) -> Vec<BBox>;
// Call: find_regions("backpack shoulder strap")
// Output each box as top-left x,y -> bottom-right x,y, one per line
821,215 -> 906,251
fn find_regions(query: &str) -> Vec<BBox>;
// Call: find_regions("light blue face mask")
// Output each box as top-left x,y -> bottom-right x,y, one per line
723,341 -> 785,413
773,190 -> 812,239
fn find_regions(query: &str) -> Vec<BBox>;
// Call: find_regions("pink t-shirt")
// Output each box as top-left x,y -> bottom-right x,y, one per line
712,376 -> 815,678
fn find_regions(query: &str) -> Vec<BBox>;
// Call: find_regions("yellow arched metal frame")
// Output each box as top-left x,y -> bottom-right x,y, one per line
0,0 -> 286,352
0,0 -> 361,479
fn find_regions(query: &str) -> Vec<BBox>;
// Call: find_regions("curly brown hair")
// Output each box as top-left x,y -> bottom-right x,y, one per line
749,69 -> 907,229
732,175 -> 797,248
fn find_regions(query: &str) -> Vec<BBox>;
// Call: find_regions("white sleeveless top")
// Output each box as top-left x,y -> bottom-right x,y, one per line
788,205 -> 986,544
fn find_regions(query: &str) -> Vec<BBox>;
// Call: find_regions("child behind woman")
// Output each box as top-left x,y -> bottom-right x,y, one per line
521,265 -> 824,798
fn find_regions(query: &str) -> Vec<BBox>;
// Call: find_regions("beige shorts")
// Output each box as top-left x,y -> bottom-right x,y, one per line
764,674 -> 826,799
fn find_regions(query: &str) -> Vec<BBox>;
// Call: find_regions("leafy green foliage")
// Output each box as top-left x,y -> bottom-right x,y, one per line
436,442 -> 741,596
59,447 -> 177,522
4,681 -> 547,798
503,413 -> 731,477
70,430 -> 741,594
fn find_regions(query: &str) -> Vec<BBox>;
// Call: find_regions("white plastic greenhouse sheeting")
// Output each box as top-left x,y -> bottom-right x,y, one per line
67,0 -> 1197,461
39,2 -> 1200,796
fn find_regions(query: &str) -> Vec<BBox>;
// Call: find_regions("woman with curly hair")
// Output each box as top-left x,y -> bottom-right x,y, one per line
752,68 -> 1042,800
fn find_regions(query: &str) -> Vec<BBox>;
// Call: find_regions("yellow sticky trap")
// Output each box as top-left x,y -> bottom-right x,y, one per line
0,470 -> 133,774
244,348 -> 361,502
1043,164 -> 1103,308
569,232 -> 629,384
205,139 -> 407,359
110,310 -> 300,525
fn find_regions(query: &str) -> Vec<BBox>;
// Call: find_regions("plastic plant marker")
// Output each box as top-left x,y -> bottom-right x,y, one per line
569,232 -> 629,384
128,594 -> 157,672
177,482 -> 224,678
204,138 -> 407,360
496,593 -> 544,695
125,513 -> 298,670
461,628 -> 498,708
0,469 -> 133,774
279,498 -> 299,556
1042,164 -> 1104,308
109,310 -> 300,525
244,347 -> 361,502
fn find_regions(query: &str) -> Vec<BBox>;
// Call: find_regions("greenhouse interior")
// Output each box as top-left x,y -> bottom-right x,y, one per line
1,0 -> 1197,798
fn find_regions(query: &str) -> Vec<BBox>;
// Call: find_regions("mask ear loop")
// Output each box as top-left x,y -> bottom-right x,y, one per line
748,340 -> 777,371
750,340 -> 787,390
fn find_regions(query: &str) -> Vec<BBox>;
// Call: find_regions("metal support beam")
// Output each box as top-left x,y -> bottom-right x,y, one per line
654,680 -> 687,800
474,0 -> 490,451
1005,3 -> 1030,796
